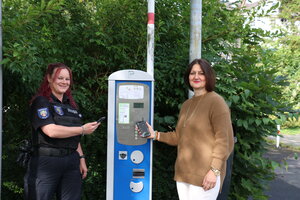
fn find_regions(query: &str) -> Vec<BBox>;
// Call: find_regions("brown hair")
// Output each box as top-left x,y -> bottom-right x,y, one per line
184,58 -> 216,92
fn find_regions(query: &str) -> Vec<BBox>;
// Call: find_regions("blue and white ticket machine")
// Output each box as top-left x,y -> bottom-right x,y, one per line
106,70 -> 154,200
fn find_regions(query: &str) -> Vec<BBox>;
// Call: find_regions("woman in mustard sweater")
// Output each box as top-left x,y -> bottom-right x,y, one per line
144,58 -> 234,200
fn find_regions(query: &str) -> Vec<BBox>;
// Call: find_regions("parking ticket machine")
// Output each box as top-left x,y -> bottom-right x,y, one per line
106,70 -> 154,200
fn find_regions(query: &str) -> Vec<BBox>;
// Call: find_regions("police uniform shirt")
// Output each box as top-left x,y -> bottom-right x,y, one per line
30,94 -> 82,150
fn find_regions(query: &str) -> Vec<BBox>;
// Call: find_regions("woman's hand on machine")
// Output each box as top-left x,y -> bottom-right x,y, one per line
145,122 -> 156,139
135,121 -> 155,139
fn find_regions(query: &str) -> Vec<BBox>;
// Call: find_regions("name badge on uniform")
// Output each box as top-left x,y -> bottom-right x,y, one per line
37,108 -> 49,119
67,108 -> 78,114
54,106 -> 64,115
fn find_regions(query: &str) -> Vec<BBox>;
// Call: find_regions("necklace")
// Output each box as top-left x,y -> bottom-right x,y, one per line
183,95 -> 203,127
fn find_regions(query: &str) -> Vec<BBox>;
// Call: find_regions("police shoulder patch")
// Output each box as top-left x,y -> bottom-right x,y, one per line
54,106 -> 64,116
37,108 -> 49,119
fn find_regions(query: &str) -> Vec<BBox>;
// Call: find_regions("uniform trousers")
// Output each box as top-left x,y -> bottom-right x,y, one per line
24,151 -> 82,200
176,176 -> 220,200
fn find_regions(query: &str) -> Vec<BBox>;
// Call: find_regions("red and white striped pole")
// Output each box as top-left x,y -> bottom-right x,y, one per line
147,2 -> 155,200
147,0 -> 155,77
276,125 -> 281,148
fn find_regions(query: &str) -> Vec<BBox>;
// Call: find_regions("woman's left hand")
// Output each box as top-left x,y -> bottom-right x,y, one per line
202,170 -> 217,191
135,122 -> 156,139
80,158 -> 88,179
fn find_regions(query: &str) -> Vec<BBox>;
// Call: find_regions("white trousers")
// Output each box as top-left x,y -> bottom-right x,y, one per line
176,176 -> 220,200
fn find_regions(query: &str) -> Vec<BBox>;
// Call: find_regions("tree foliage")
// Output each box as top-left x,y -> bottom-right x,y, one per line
1,0 -> 291,199
279,0 -> 300,25
270,0 -> 300,111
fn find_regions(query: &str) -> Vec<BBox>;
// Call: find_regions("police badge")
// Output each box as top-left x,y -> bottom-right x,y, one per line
54,106 -> 64,115
37,108 -> 49,119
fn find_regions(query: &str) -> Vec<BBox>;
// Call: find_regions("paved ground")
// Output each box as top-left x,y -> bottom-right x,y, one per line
273,134 -> 300,148
264,134 -> 300,200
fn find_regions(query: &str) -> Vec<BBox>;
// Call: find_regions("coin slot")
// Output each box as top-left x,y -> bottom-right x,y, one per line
133,169 -> 145,178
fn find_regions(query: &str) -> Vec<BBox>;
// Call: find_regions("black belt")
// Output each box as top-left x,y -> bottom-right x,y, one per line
33,147 -> 76,157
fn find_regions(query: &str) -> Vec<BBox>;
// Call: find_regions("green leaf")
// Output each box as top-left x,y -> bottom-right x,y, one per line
255,119 -> 262,126
0,58 -> 10,65
232,95 -> 240,103
262,118 -> 270,125
242,120 -> 249,129
244,89 -> 251,98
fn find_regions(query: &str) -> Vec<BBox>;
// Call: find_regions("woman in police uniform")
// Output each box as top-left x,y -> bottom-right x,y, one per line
24,63 -> 100,200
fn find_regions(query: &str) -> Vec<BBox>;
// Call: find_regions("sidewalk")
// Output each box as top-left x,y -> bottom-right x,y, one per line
264,134 -> 300,200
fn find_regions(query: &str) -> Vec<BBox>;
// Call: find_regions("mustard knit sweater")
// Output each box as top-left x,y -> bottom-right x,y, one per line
158,91 -> 234,189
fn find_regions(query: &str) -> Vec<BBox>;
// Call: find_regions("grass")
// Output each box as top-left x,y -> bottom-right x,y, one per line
281,127 -> 300,135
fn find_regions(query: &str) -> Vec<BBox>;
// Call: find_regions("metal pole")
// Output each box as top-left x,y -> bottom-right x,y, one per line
189,0 -> 202,98
276,125 -> 281,148
0,0 -> 3,198
147,0 -> 155,77
147,1 -> 155,199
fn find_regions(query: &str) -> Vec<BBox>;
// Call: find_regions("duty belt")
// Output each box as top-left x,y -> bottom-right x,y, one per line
33,147 -> 75,157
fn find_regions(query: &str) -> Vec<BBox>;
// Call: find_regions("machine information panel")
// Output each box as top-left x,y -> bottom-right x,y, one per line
116,82 -> 150,146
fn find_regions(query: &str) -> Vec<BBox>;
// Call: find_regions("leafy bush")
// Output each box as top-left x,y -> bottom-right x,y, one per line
1,0 -> 293,199
282,114 -> 300,128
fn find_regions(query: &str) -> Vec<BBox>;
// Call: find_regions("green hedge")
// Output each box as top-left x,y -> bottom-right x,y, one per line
1,0 -> 294,199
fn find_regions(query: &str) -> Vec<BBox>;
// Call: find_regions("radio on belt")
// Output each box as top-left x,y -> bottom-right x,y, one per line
106,70 -> 154,200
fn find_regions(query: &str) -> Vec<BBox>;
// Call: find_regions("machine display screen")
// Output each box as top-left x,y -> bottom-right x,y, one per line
119,85 -> 144,99
134,103 -> 144,108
